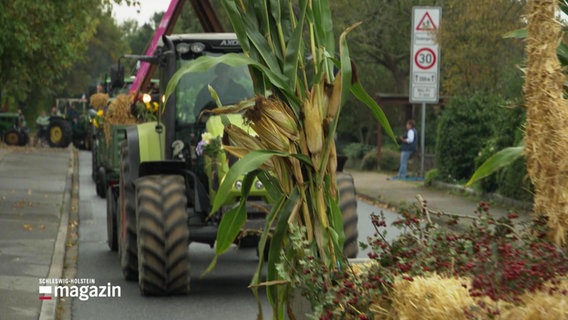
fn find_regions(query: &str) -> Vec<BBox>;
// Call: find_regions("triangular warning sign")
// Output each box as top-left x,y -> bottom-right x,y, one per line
416,12 -> 437,31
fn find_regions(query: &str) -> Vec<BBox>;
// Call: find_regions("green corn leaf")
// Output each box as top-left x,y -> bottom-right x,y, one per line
211,150 -> 288,214
215,206 -> 247,255
266,187 -> 299,312
466,146 -> 524,187
351,82 -> 397,143
503,28 -> 527,39
282,0 -> 308,100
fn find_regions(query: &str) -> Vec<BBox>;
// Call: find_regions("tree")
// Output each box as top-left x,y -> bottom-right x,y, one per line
0,0 -> 138,115
437,0 -> 526,97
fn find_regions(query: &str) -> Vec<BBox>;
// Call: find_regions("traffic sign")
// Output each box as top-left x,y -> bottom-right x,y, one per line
410,7 -> 441,103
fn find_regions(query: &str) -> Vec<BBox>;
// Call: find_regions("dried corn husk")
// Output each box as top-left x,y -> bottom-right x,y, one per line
523,0 -> 568,245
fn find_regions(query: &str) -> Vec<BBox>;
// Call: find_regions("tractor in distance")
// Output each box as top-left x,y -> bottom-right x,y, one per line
46,98 -> 92,149
0,112 -> 29,146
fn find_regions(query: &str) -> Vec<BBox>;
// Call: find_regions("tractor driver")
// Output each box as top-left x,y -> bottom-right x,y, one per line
194,63 -> 250,119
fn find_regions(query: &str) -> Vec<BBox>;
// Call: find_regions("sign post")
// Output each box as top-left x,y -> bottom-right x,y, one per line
410,6 -> 441,177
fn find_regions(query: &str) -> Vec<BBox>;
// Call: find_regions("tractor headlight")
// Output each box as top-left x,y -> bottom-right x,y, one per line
142,93 -> 152,104
234,180 -> 243,191
255,180 -> 264,190
176,43 -> 190,54
190,42 -> 206,53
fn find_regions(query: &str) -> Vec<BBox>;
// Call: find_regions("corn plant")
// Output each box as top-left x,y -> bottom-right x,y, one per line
165,0 -> 395,318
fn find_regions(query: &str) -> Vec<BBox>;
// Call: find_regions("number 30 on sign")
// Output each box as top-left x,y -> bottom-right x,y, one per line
414,48 -> 436,70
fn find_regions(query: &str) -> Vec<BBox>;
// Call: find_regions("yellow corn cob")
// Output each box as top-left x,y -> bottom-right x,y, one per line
224,124 -> 264,151
327,72 -> 342,119
303,93 -> 323,154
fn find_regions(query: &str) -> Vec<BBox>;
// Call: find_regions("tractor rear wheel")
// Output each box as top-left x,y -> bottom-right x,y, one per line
47,119 -> 72,148
96,167 -> 107,198
4,129 -> 20,146
337,172 -> 359,259
118,141 -> 138,281
18,131 -> 29,146
136,175 -> 190,296
106,186 -> 119,251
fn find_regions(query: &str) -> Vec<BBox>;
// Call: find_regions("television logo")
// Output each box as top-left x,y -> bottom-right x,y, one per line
38,278 -> 121,301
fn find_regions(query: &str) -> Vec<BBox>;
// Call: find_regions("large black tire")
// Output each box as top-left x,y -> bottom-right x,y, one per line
118,140 -> 138,281
95,167 -> 107,198
337,172 -> 359,259
91,142 -> 98,182
136,175 -> 190,296
106,185 -> 119,251
47,118 -> 72,148
4,129 -> 20,146
18,131 -> 29,146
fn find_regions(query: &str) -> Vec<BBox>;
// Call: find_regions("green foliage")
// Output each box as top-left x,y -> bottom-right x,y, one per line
361,149 -> 379,171
342,143 -> 374,161
435,93 -> 500,182
0,1 -> 100,99
378,148 -> 400,172
424,168 -> 440,186
438,0 -> 526,97
497,157 -> 534,202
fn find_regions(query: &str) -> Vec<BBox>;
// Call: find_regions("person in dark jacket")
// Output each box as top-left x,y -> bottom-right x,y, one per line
395,119 -> 418,179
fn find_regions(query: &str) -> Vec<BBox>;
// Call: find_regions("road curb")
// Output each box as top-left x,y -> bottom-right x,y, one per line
39,147 -> 76,320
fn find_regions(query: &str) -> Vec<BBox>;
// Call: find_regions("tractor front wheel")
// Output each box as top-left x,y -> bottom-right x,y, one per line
47,119 -> 72,148
4,129 -> 20,146
136,175 -> 190,296
337,172 -> 359,259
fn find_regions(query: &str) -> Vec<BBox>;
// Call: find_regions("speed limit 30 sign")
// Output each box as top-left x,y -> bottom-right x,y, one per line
410,7 -> 441,103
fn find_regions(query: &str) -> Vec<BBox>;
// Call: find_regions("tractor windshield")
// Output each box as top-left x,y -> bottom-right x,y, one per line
175,53 -> 254,125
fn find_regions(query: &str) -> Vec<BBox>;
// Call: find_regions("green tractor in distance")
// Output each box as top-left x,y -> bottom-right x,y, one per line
111,33 -> 358,296
48,98 -> 92,149
0,112 -> 29,146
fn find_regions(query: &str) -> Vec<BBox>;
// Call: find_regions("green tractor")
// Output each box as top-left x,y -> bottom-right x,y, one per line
48,98 -> 92,149
0,112 -> 29,146
109,33 -> 358,296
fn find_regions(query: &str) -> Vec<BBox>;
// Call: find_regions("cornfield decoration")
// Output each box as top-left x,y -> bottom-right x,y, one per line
524,0 -> 568,245
165,1 -> 395,318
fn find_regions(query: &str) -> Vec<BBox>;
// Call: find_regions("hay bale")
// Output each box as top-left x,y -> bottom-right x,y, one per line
103,94 -> 136,142
523,0 -> 568,245
389,274 -> 476,320
499,277 -> 568,320
90,93 -> 109,110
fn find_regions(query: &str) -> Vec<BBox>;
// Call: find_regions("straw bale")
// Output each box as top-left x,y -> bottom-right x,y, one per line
103,94 -> 136,142
523,0 -> 568,245
89,93 -> 109,110
388,274 -> 475,320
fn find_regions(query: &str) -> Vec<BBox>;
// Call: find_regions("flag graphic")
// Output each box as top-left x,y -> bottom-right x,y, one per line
39,286 -> 52,300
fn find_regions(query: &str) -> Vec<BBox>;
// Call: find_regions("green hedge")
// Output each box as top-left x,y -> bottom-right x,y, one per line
435,93 -> 498,182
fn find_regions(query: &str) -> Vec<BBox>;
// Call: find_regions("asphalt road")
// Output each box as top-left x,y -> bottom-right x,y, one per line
0,148 -> 71,320
71,150 -> 402,319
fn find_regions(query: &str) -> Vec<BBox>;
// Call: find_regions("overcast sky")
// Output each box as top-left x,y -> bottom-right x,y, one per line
112,1 -> 169,25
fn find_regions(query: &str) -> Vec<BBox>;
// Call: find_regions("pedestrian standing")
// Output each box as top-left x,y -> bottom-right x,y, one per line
395,119 -> 418,179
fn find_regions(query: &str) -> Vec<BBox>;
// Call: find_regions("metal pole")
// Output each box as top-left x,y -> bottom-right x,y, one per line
420,102 -> 426,177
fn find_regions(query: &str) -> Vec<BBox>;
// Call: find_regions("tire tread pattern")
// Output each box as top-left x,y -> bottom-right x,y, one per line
337,172 -> 359,259
137,175 -> 190,296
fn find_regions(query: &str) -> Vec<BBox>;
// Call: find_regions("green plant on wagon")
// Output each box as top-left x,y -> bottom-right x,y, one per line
165,1 -> 395,318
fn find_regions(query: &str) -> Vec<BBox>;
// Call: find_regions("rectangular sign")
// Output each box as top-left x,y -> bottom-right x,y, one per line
410,7 -> 441,104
